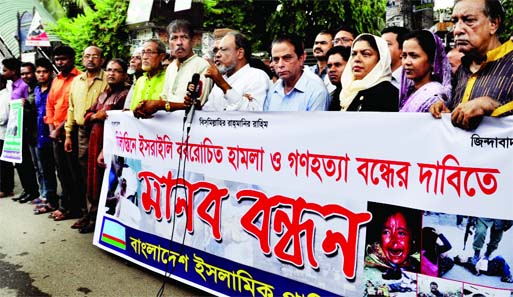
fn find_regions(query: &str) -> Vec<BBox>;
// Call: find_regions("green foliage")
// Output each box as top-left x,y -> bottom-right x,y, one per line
267,0 -> 346,44
41,0 -> 92,19
49,0 -> 129,68
266,0 -> 385,47
203,0 -> 387,51
501,0 -> 513,42
348,0 -> 386,36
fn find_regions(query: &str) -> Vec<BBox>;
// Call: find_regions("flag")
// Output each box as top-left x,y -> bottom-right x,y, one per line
101,219 -> 126,250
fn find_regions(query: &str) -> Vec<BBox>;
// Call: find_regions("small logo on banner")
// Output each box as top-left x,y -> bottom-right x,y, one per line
101,219 -> 126,250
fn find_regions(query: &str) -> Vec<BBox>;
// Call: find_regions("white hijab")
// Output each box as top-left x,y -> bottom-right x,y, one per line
339,34 -> 392,111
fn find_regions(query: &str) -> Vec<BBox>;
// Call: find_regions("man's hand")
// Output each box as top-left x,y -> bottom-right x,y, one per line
64,137 -> 72,152
97,150 -> 106,168
429,100 -> 451,119
204,60 -> 231,93
183,94 -> 202,110
93,109 -> 108,121
133,100 -> 166,119
204,60 -> 223,83
451,96 -> 500,130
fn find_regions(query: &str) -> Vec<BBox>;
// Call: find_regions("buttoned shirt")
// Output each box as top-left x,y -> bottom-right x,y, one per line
129,70 -> 166,110
10,78 -> 28,100
65,70 -> 108,136
160,54 -> 212,104
391,66 -> 402,89
45,67 -> 81,127
449,40 -> 513,117
35,82 -> 53,148
309,64 -> 327,81
264,71 -> 329,111
203,64 -> 270,111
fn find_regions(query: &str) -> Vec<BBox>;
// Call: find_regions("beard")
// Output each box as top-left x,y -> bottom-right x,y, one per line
217,61 -> 236,75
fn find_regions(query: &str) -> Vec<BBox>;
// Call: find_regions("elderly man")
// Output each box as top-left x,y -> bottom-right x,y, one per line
264,35 -> 329,111
430,0 -> 513,130
133,19 -> 212,118
325,46 -> 351,111
199,31 -> 269,111
64,45 -> 108,224
128,39 -> 167,110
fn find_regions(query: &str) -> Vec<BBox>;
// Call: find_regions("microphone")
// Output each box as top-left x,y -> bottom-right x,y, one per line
184,73 -> 201,131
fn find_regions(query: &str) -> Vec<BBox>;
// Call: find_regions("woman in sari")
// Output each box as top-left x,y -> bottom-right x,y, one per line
339,34 -> 398,112
399,30 -> 452,112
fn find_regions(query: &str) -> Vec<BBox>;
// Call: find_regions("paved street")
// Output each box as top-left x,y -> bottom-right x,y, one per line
0,178 -> 208,297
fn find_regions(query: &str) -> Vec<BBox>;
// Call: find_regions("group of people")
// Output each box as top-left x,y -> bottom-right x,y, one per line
0,0 -> 512,236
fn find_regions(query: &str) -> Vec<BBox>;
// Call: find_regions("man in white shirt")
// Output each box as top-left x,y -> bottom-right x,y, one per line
133,19 -> 213,117
381,26 -> 410,89
201,31 -> 269,111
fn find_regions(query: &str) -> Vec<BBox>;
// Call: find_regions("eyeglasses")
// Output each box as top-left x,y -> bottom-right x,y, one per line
334,37 -> 354,44
141,50 -> 160,56
83,54 -> 100,60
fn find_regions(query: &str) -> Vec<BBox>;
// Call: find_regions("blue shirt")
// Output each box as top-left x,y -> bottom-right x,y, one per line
34,82 -> 52,148
309,64 -> 327,81
264,71 -> 329,111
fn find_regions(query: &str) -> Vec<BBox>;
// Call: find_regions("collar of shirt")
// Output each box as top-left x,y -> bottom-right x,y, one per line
57,67 -> 81,79
274,71 -> 309,96
78,69 -> 106,81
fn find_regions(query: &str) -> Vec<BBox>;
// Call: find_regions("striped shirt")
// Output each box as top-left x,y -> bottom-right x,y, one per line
449,40 -> 513,117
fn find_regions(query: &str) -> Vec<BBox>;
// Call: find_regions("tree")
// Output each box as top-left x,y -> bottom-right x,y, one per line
41,0 -> 92,19
203,0 -> 278,51
501,0 -> 512,42
266,0 -> 386,46
49,0 -> 129,67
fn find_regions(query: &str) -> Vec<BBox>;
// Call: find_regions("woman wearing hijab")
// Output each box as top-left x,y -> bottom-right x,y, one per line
339,34 -> 398,112
399,30 -> 452,112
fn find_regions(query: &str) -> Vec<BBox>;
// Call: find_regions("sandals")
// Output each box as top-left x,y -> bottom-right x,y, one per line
71,216 -> 89,229
48,209 -> 62,219
34,204 -> 56,215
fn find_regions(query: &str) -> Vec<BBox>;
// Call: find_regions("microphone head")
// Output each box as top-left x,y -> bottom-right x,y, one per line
192,73 -> 200,84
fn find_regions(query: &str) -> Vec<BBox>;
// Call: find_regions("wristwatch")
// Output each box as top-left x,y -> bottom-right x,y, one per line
165,101 -> 171,112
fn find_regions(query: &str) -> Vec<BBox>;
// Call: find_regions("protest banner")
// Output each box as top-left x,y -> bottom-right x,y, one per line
0,100 -> 23,163
94,110 -> 513,296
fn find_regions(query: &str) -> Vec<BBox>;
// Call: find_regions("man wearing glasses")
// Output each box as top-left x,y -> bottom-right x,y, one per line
64,46 -> 108,225
128,39 -> 167,110
133,19 -> 212,118
333,25 -> 356,47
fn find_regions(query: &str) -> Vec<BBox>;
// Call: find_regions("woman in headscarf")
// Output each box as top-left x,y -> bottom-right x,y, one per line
339,34 -> 398,112
399,30 -> 452,112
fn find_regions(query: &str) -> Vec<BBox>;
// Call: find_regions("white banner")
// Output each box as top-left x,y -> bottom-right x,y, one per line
94,110 -> 513,296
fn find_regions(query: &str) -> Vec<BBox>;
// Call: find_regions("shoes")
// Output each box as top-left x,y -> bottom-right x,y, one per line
19,194 -> 38,204
12,192 -> 29,202
456,224 -> 465,230
79,222 -> 96,234
501,275 -> 513,283
0,191 -> 14,198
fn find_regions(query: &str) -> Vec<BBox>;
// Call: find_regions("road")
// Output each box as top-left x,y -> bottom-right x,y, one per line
0,177 -> 209,297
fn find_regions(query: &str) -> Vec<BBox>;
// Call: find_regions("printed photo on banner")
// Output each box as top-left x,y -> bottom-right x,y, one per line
363,202 -> 422,296
422,212 -> 513,290
417,275 -> 462,297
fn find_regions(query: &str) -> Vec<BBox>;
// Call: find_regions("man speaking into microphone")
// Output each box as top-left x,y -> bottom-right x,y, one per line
133,19 -> 212,118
